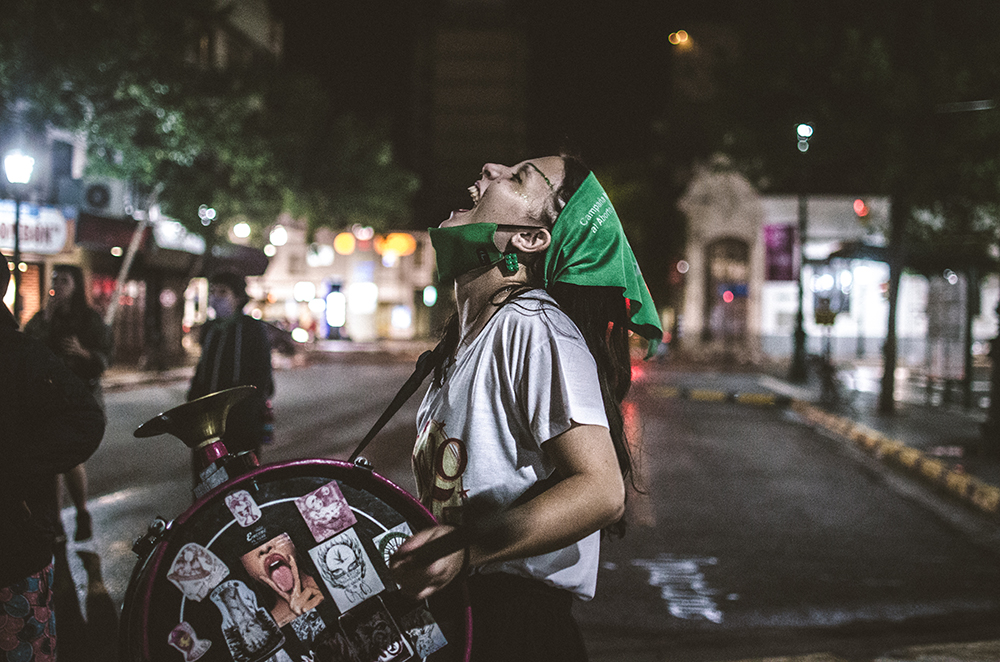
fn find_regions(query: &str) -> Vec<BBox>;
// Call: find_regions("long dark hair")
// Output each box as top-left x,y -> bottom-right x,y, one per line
51,265 -> 92,320
546,155 -> 634,538
433,154 -> 635,537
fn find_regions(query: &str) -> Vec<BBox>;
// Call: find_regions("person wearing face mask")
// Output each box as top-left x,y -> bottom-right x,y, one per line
24,264 -> 112,542
187,271 -> 274,480
390,154 -> 661,661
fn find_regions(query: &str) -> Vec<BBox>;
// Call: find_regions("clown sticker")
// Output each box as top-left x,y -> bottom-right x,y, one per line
167,621 -> 211,661
166,543 -> 228,602
225,490 -> 262,528
296,480 -> 357,542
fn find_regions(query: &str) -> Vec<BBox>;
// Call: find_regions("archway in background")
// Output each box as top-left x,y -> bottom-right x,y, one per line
703,238 -> 749,343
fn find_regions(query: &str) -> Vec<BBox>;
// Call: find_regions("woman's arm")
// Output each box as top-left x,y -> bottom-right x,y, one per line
63,311 -> 112,377
390,423 -> 624,600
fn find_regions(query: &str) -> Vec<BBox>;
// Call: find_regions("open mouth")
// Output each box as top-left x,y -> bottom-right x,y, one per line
265,553 -> 295,593
468,184 -> 481,206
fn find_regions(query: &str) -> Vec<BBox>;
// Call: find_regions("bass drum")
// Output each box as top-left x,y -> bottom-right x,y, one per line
120,458 -> 471,662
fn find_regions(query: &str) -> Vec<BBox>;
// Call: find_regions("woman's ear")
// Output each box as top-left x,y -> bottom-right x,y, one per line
509,227 -> 551,254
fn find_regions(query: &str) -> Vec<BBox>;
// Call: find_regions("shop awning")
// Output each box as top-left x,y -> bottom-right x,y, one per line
75,213 -> 150,251
827,239 -> 998,273
75,213 -> 268,276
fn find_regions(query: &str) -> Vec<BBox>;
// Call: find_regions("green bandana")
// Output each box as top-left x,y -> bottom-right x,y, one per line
428,223 -> 503,283
544,172 -> 662,352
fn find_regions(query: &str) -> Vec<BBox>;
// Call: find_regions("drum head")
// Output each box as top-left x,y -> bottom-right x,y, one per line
123,459 -> 470,662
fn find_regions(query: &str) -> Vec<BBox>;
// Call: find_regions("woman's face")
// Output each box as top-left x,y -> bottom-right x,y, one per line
441,156 -> 565,230
50,271 -> 75,304
242,533 -> 302,599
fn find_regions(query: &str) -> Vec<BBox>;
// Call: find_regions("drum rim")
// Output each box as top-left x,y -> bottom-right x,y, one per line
129,458 -> 472,661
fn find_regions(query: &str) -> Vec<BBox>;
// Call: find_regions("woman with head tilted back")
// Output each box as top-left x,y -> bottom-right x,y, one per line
390,155 -> 661,661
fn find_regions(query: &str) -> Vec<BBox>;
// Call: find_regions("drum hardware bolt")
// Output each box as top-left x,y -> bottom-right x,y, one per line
132,517 -> 169,558
354,456 -> 374,471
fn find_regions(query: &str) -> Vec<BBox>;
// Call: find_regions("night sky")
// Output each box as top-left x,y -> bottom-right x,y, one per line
271,0 -> 711,170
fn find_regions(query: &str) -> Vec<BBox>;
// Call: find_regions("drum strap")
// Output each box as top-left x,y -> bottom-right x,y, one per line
349,340 -> 479,568
348,341 -> 445,463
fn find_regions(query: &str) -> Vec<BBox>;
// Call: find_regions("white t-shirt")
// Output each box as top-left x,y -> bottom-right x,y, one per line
413,289 -> 609,599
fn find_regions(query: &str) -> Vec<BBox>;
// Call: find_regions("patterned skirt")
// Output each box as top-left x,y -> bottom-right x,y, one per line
0,563 -> 56,662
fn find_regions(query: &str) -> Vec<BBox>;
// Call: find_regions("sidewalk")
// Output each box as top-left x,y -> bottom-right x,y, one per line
760,362 -> 1000,526
101,338 -> 438,391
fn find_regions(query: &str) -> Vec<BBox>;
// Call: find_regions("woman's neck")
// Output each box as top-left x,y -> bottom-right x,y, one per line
453,265 -> 533,347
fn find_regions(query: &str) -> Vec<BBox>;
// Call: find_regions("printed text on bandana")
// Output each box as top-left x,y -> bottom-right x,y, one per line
579,195 -> 614,234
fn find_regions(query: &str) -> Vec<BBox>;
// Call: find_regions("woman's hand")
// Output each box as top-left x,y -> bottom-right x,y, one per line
389,525 -> 466,601
61,335 -> 92,360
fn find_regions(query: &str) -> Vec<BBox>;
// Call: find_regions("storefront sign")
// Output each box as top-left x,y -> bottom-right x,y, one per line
0,201 -> 70,255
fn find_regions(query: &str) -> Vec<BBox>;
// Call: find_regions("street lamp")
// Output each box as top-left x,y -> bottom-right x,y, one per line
4,149 -> 35,322
789,123 -> 812,382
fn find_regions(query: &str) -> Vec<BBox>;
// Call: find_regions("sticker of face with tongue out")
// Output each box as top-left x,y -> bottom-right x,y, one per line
241,533 -> 324,627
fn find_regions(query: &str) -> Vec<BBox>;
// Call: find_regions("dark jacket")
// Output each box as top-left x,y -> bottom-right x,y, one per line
0,308 -> 104,586
188,314 -> 274,454
24,305 -> 112,397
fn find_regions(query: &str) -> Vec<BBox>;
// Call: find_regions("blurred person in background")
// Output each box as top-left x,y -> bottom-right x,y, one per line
187,271 -> 274,480
1,252 -> 104,661
24,265 -> 111,542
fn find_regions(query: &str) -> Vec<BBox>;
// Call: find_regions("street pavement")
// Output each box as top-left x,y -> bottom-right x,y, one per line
83,342 -> 1000,661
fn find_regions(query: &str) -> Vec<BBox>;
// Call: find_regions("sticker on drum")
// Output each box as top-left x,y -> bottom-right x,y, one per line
311,628 -> 357,661
209,580 -> 285,662
295,480 -> 357,542
225,490 -> 262,528
167,543 -> 229,602
167,621 -> 211,661
399,606 -> 448,659
240,533 -> 324,627
373,522 -> 413,567
289,609 -> 326,646
122,460 -> 471,662
309,528 -> 385,612
339,596 -> 413,662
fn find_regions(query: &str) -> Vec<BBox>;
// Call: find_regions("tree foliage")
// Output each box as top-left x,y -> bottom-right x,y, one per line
713,0 -> 1000,239
0,0 -> 417,234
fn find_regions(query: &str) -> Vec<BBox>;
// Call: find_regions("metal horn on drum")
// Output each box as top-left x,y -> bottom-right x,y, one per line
120,386 -> 471,662
133,385 -> 255,448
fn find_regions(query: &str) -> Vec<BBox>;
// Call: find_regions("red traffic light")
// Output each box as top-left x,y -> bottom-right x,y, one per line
853,199 -> 869,217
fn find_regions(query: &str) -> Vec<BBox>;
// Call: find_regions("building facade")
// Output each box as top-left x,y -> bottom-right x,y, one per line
676,161 -> 999,372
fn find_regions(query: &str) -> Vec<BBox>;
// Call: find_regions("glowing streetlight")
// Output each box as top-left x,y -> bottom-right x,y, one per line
796,123 -> 813,153
233,222 -> 251,239
790,122 -> 814,382
4,149 -> 35,321
269,225 -> 288,246
198,204 -> 216,226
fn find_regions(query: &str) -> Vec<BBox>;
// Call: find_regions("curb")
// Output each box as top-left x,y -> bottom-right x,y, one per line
648,385 -> 793,408
791,400 -> 1000,521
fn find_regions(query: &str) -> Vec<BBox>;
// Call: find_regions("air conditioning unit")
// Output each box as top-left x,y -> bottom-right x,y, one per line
80,177 -> 134,218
